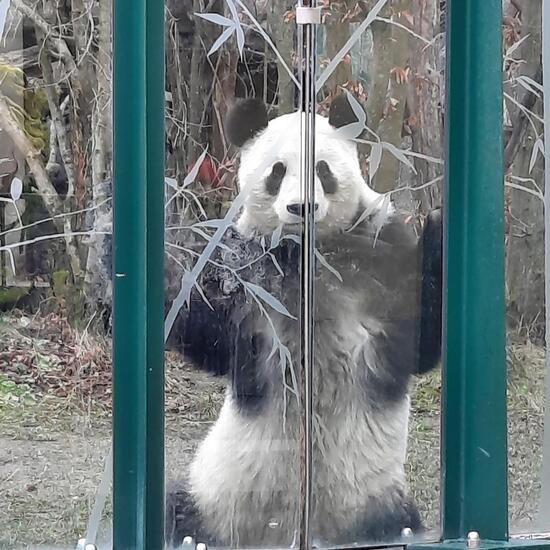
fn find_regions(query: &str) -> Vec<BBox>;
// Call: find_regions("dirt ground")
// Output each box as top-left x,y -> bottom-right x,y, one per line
0,311 -> 547,549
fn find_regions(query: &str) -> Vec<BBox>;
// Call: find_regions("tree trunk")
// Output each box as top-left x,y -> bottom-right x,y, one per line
267,0 -> 295,114
505,0 -> 545,339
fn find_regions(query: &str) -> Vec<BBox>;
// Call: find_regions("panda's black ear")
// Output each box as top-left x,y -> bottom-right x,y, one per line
328,93 -> 367,129
226,98 -> 269,147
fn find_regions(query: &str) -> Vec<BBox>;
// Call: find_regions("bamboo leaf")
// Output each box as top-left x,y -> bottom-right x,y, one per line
373,194 -> 392,244
10,177 -> 22,201
244,282 -> 296,319
183,148 -> 209,188
516,75 -> 543,98
506,34 -> 530,58
225,0 -> 245,56
315,249 -> 342,282
335,90 -> 367,139
165,177 -> 177,190
0,0 -> 10,39
369,143 -> 383,183
195,12 -> 234,27
207,26 -> 235,56
268,252 -> 285,277
381,142 -> 417,173
529,138 -> 545,174
283,233 -> 301,244
270,224 -> 284,249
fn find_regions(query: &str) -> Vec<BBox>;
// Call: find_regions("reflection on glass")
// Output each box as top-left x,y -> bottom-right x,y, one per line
0,1 -> 113,548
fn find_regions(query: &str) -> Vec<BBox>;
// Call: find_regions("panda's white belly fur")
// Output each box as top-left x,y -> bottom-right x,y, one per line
188,308 -> 411,546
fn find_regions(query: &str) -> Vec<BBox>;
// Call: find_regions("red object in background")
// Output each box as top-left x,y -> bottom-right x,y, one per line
188,157 -> 221,188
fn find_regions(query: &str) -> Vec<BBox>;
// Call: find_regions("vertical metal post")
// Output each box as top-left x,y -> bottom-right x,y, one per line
112,0 -> 165,547
297,3 -> 318,549
442,0 -> 507,541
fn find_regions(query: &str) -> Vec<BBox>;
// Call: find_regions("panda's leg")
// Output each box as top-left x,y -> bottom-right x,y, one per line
165,481 -> 217,549
418,208 -> 443,374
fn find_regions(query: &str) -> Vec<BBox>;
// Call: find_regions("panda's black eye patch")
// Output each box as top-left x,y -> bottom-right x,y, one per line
265,162 -> 286,196
316,160 -> 338,194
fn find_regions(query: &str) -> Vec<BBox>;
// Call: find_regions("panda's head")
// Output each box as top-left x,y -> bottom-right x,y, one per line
226,96 -> 385,238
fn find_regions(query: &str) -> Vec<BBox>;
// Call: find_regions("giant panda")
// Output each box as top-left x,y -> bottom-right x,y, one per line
165,95 -> 442,549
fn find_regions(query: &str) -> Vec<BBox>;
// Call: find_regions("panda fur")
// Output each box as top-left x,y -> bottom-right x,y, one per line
166,96 -> 442,548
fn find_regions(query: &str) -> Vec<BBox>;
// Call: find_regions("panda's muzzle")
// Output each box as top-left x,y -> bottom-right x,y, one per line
286,202 -> 319,218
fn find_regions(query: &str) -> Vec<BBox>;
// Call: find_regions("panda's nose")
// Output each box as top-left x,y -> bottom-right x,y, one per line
287,203 -> 319,217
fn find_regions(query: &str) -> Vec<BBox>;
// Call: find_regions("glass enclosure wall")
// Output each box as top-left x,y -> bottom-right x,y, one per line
163,1 -> 303,548
0,0 -> 113,548
505,0 -> 549,536
163,1 -> 444,548
314,2 -> 445,544
312,1 -> 444,546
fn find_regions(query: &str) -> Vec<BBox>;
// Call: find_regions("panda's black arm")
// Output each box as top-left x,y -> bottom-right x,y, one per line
166,275 -> 271,410
417,208 -> 442,374
165,289 -> 239,376
165,229 -> 269,378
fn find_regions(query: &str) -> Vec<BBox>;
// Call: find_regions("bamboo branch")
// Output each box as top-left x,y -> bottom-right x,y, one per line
38,50 -> 83,281
11,0 -> 82,97
504,62 -> 543,172
10,0 -> 52,36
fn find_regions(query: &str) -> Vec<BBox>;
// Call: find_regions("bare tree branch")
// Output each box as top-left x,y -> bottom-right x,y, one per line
39,49 -> 77,197
11,0 -> 82,96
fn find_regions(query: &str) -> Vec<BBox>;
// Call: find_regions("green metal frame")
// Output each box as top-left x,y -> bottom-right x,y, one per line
109,0 -> 550,549
112,0 -> 165,547
441,0 -> 507,540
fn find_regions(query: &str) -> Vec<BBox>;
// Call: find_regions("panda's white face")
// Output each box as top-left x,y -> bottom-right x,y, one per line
235,112 -> 382,237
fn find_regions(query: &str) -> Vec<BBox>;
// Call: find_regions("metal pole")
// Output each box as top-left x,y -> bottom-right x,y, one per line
112,0 -> 165,546
297,2 -> 318,549
442,0 -> 507,541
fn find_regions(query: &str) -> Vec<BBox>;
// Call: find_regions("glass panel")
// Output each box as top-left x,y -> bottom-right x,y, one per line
312,1 -> 444,546
163,1 -> 303,547
0,1 -> 113,548
505,0 -> 549,536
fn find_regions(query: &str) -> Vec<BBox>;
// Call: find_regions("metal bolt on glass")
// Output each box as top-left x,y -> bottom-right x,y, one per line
467,531 -> 480,547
